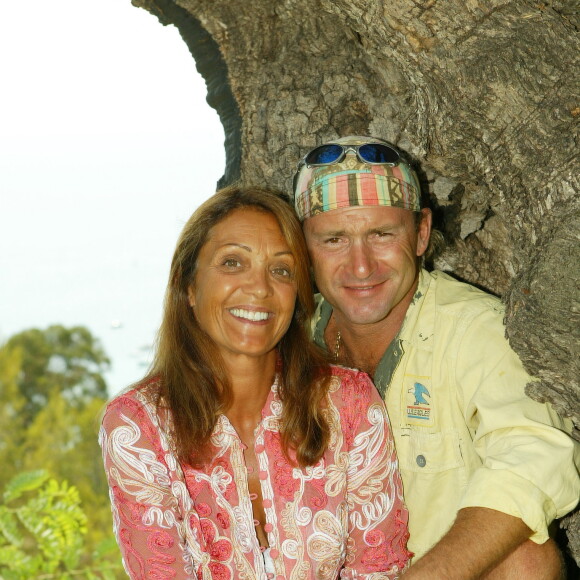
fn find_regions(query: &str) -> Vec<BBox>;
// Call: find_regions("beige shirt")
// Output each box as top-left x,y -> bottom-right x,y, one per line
313,269 -> 579,559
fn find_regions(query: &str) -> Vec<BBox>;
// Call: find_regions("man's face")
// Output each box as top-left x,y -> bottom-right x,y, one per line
304,205 -> 431,327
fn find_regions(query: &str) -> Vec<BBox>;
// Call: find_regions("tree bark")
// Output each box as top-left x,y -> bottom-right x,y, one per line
132,0 -> 579,562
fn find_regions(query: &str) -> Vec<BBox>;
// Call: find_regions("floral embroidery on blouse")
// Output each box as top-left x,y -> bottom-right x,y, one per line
99,366 -> 411,579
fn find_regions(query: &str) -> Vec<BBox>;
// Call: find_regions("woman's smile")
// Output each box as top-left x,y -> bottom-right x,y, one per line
227,307 -> 273,322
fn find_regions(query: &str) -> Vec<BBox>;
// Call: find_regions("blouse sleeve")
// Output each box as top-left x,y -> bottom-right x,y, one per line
99,392 -> 196,579
339,370 -> 411,579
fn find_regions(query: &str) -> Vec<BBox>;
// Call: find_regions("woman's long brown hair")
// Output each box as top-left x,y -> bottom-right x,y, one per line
145,184 -> 331,467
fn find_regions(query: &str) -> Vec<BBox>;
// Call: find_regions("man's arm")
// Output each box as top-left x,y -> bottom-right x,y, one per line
401,507 -> 532,579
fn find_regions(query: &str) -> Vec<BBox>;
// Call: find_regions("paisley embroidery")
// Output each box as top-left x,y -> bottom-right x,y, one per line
339,371 -> 371,448
265,430 -> 300,501
307,508 -> 348,578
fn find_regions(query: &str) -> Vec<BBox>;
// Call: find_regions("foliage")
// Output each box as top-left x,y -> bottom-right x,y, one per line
0,348 -> 26,484
0,326 -> 125,579
4,325 -> 110,425
0,470 -> 122,579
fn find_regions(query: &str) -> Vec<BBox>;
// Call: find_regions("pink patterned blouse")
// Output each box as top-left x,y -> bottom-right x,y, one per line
99,365 -> 411,579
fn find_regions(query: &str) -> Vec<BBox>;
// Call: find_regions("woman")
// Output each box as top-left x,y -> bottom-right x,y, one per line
99,185 -> 410,579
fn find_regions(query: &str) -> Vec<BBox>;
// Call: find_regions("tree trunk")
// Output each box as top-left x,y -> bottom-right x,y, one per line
132,0 -> 579,562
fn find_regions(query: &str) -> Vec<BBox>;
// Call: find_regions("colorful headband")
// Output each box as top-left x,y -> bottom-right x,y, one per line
292,136 -> 421,221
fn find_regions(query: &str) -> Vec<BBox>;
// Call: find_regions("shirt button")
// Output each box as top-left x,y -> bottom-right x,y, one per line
416,454 -> 426,467
255,444 -> 265,453
264,523 -> 273,533
259,471 -> 268,480
269,548 -> 280,559
262,499 -> 272,508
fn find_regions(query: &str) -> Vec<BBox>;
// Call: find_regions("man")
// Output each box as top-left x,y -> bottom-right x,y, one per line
291,135 -> 579,579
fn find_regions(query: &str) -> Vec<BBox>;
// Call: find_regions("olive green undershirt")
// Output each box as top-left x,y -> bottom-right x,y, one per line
312,297 -> 403,399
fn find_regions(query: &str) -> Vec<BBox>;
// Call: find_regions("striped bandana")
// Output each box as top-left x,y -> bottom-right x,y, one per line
293,136 -> 421,221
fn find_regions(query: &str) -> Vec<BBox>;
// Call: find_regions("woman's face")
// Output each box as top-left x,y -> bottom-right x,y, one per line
188,208 -> 297,364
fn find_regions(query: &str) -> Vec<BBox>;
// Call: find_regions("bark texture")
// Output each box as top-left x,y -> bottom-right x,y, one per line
132,0 -> 579,561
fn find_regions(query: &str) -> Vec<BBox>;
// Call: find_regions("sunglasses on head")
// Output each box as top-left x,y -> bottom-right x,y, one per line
299,142 -> 400,169
292,142 -> 401,196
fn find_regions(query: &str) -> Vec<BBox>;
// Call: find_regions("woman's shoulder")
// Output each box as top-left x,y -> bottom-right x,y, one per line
325,365 -> 386,445
102,375 -> 163,426
99,376 -> 172,461
326,364 -> 382,407
328,364 -> 375,389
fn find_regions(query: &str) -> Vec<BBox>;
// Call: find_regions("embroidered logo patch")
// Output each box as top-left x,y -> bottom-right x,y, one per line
406,381 -> 431,421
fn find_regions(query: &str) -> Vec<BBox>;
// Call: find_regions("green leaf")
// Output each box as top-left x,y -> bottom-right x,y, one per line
0,544 -> 42,579
16,504 -> 44,536
0,544 -> 27,565
3,470 -> 49,503
0,507 -> 22,546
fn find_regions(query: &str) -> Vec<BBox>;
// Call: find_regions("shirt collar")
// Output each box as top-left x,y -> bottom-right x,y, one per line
397,268 -> 432,344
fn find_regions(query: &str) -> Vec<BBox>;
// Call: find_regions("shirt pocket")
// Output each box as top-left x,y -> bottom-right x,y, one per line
397,428 -> 465,473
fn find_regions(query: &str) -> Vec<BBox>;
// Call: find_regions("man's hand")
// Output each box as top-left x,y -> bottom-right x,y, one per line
401,507 -> 562,580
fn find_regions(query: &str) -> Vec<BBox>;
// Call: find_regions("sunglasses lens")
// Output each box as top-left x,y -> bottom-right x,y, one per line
358,144 -> 399,164
305,144 -> 343,165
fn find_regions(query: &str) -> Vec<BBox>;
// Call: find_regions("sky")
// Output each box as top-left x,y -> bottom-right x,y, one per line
0,0 -> 225,395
